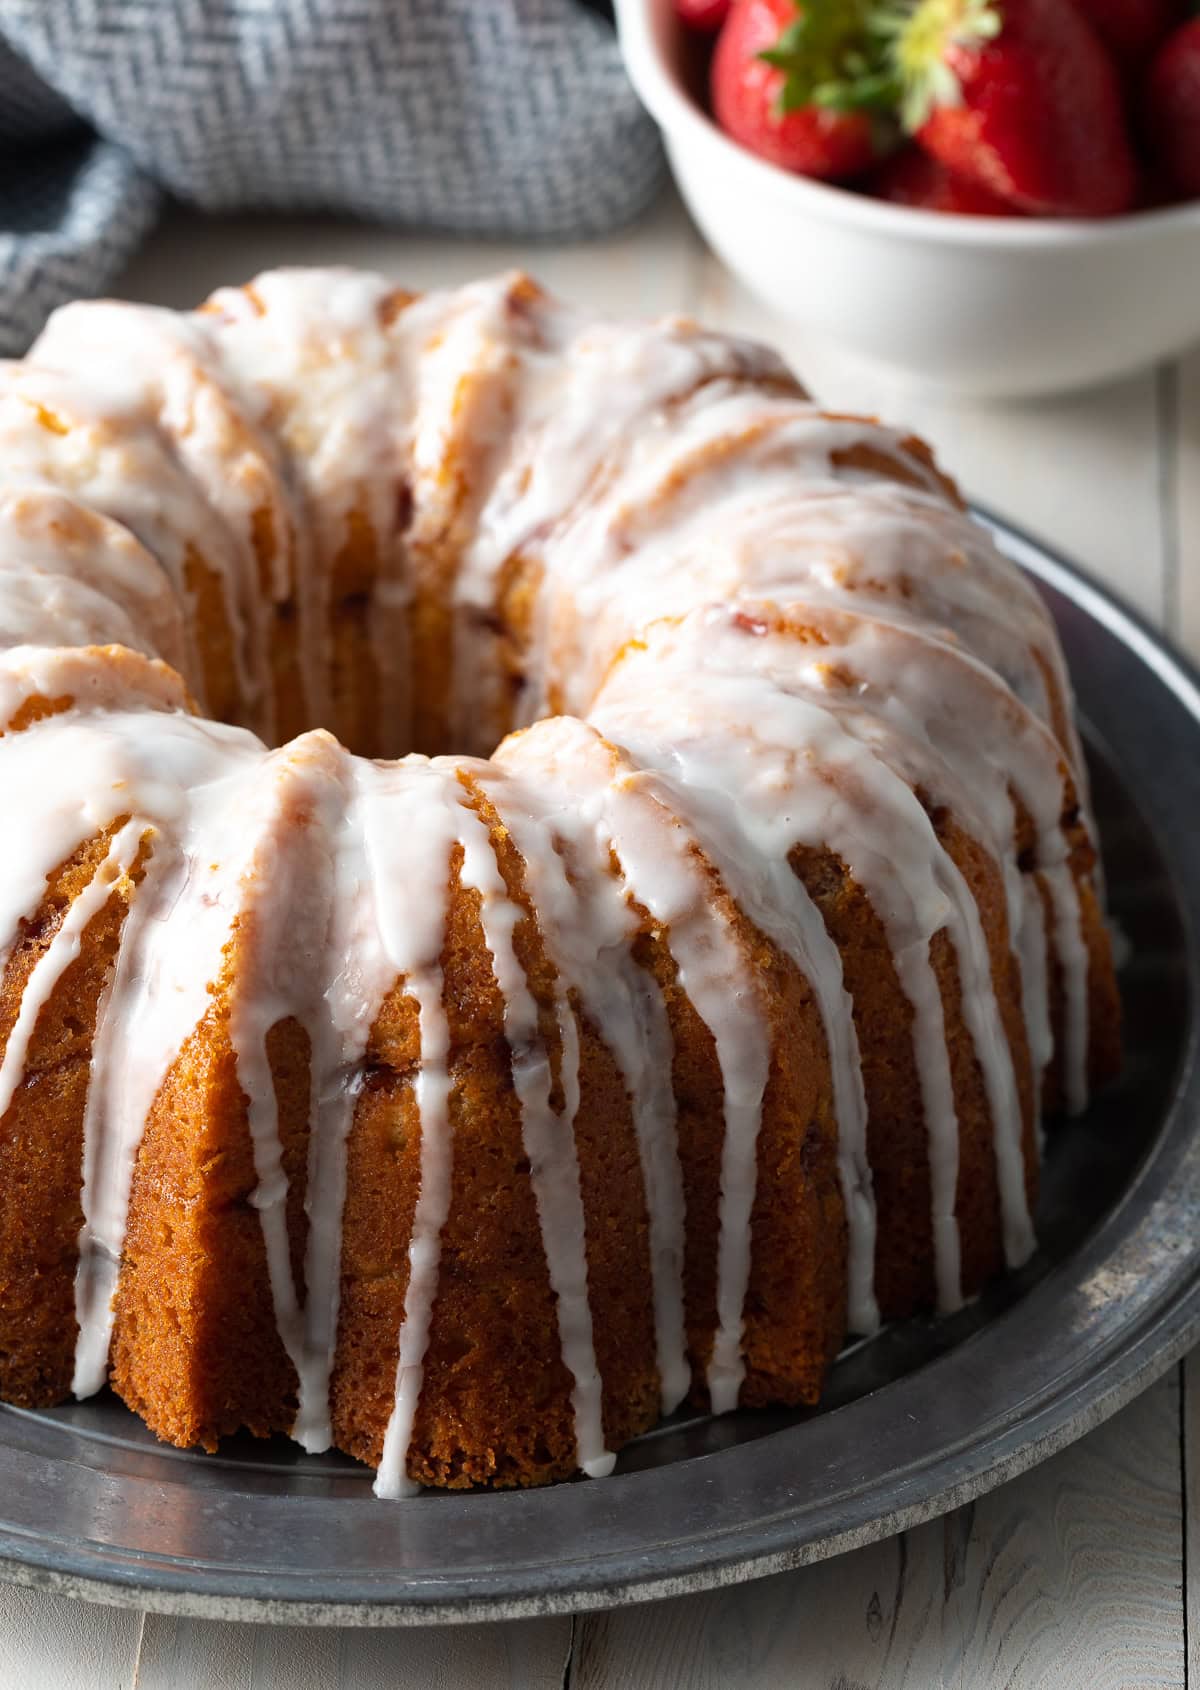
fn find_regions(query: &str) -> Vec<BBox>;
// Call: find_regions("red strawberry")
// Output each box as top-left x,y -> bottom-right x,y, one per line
675,0 -> 732,31
886,0 -> 1137,216
1072,0 -> 1178,67
1145,18 -> 1200,197
869,144 -> 1023,210
711,0 -> 895,180
1132,164 -> 1180,209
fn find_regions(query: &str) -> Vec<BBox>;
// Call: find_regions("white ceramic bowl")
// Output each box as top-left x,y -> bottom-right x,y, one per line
615,0 -> 1200,398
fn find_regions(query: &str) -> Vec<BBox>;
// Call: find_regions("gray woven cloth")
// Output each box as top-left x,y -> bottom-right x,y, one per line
0,0 -> 664,354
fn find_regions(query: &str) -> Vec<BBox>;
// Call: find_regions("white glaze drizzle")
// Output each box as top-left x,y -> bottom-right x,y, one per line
0,269 -> 1114,1497
31,300 -> 301,741
0,362 -> 254,723
499,717 -> 775,1409
0,819 -> 143,1123
453,788 -> 614,1480
367,760 -> 475,1497
372,962 -> 453,1498
72,714 -> 275,1396
1016,880 -> 1054,1096
592,607 -> 1041,1298
0,490 -> 189,674
476,759 -> 691,1414
225,733 -> 352,1425
1041,862 -> 1092,1116
201,269 -> 426,751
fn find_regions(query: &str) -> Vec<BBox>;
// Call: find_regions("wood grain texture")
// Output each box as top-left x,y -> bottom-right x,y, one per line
573,1374 -> 1185,1690
571,1526 -> 944,1689
0,1581 -> 140,1690
131,1612 -> 572,1690
940,1371 -> 1184,1689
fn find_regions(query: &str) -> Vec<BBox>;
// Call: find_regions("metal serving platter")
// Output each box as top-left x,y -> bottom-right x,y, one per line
0,514 -> 1196,1626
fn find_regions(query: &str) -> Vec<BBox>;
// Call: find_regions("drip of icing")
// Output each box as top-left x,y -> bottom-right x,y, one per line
509,392 -> 1071,766
520,705 -> 883,1337
809,606 -> 1072,1116
1016,882 -> 1054,1093
224,733 -> 353,1425
0,572 -> 148,658
503,719 -> 878,1338
0,819 -> 144,1123
453,303 -> 794,748
72,715 -> 281,1397
32,299 -> 309,742
361,760 -> 496,1500
935,857 -> 1036,1269
1041,863 -> 1092,1117
368,762 -> 473,1497
890,932 -> 964,1311
0,488 -> 190,674
619,961 -> 691,1413
0,363 -> 257,723
770,602 -> 1081,1196
588,770 -> 770,1416
476,765 -> 691,1415
453,792 -> 614,1480
201,269 -> 430,749
499,717 -> 775,1412
298,757 -> 479,1463
372,971 -> 453,1499
592,608 -> 1040,1305
366,756 -> 617,1495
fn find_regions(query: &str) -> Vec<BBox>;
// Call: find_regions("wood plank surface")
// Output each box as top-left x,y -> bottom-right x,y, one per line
572,1374 -> 1185,1690
131,1611 -> 572,1690
0,1583 -> 139,1690
940,1371 -> 1184,1689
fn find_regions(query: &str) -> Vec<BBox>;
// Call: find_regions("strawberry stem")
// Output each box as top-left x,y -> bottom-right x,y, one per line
874,0 -> 1003,130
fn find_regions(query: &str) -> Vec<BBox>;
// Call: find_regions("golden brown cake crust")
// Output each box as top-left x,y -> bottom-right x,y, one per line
0,270 -> 1121,1496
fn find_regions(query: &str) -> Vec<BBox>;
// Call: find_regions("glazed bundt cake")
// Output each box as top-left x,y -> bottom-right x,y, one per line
0,269 -> 1119,1495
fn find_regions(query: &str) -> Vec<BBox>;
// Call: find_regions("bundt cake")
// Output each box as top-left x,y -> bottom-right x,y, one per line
0,269 -> 1119,1496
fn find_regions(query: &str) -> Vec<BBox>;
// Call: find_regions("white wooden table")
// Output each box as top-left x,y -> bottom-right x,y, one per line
1,186 -> 1196,1689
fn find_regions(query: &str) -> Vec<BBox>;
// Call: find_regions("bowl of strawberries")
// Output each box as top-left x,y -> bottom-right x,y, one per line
615,0 -> 1200,396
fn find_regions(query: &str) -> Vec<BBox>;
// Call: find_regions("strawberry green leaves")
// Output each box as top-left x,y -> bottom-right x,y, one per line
758,0 -> 899,113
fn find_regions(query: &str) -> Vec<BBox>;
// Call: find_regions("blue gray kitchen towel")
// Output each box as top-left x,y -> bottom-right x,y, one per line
0,0 -> 664,353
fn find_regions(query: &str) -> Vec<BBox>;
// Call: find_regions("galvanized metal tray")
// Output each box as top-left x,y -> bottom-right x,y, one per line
0,514 -> 1195,1627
